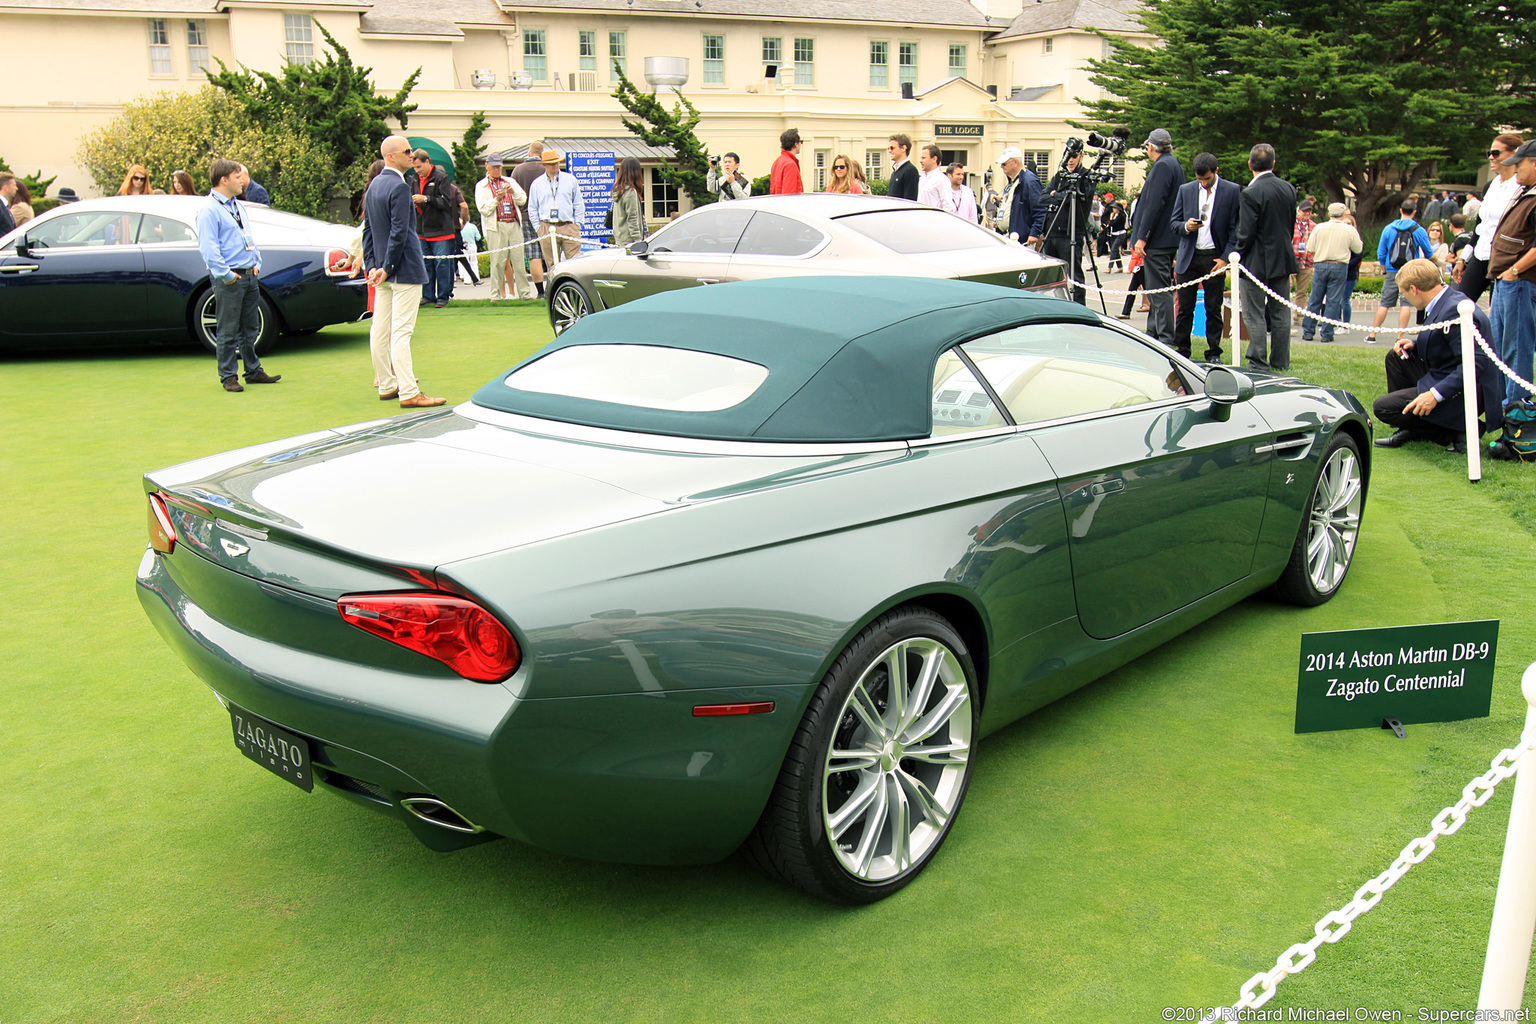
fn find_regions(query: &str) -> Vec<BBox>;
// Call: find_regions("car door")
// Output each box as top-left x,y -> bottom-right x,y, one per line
591,204 -> 752,308
0,209 -> 146,343
961,320 -> 1272,640
136,211 -> 203,332
728,210 -> 829,278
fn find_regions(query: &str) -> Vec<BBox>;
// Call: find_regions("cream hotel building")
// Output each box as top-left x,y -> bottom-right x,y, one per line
2,0 -> 1151,209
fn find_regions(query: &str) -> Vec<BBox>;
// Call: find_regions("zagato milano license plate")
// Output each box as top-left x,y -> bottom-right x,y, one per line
229,704 -> 314,792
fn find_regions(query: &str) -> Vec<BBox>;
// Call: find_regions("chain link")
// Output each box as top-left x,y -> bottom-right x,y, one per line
1199,730 -> 1536,1023
1234,263 -> 1458,335
1061,262 -> 1225,297
1471,325 -> 1536,397
422,228 -> 608,260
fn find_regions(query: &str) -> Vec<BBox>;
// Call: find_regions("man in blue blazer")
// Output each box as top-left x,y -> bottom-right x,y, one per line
1131,128 -> 1184,346
364,135 -> 445,408
1372,258 -> 1502,453
1170,152 -> 1241,360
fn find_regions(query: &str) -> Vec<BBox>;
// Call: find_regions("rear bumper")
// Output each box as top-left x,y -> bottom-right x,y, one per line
136,548 -> 803,864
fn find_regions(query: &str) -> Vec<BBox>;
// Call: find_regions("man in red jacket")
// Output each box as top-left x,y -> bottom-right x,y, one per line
770,128 -> 803,195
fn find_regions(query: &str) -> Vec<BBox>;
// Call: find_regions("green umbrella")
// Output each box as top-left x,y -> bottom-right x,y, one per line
406,137 -> 455,180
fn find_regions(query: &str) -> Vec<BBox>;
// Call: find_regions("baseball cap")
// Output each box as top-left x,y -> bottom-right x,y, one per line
1501,140 -> 1536,166
1298,199 -> 1314,212
1328,202 -> 1347,218
1143,128 -> 1172,149
996,146 -> 1022,165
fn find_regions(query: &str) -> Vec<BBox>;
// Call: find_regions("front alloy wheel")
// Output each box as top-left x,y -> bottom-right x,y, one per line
548,280 -> 591,335
1270,433 -> 1365,605
742,606 -> 978,903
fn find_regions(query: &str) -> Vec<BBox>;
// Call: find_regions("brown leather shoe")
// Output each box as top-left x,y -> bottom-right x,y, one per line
222,377 -> 244,392
378,391 -> 399,401
245,371 -> 282,384
399,393 -> 447,408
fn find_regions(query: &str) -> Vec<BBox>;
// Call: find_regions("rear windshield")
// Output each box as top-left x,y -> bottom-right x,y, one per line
834,209 -> 1006,254
503,344 -> 769,412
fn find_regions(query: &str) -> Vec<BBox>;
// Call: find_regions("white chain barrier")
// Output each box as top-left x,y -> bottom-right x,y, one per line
421,225 -> 608,260
1061,261 -> 1226,297
1233,263 -> 1460,336
1198,725 -> 1536,1021
1472,323 -> 1536,398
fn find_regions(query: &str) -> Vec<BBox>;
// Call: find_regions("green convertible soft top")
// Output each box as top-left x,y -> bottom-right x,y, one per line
471,277 -> 1098,442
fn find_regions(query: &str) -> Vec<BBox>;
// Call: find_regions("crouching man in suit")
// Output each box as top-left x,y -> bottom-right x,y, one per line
1373,258 -> 1503,454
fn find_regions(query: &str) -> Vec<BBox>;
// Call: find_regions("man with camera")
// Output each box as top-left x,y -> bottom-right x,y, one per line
707,153 -> 751,201
1043,147 -> 1093,304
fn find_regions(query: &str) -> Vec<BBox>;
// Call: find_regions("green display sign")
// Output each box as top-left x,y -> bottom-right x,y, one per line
1295,620 -> 1499,733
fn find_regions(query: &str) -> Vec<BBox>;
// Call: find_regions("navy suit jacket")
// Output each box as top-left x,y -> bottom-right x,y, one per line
362,168 -> 428,286
1231,172 -> 1299,280
0,201 -> 15,237
1171,177 -> 1240,275
1413,286 -> 1503,434
1132,152 -> 1183,251
1008,167 -> 1045,240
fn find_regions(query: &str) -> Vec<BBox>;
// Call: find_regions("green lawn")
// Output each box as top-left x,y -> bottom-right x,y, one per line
2,307 -> 1533,1022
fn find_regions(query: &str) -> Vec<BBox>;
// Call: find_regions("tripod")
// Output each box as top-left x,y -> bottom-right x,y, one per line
1041,182 -> 1106,314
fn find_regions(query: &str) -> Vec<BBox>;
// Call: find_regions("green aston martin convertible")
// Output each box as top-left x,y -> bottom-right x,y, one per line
138,277 -> 1370,903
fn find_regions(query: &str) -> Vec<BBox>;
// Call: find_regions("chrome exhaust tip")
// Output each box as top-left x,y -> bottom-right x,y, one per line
399,795 -> 484,834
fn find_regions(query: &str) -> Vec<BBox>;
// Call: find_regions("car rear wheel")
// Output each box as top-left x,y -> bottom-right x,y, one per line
1269,432 -> 1365,605
548,280 -> 591,335
192,286 -> 278,355
742,606 -> 977,903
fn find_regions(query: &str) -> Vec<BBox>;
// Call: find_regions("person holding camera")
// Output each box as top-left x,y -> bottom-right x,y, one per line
707,153 -> 751,201
1043,149 -> 1093,304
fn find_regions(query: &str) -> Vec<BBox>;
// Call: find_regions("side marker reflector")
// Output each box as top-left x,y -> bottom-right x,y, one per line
693,701 -> 775,717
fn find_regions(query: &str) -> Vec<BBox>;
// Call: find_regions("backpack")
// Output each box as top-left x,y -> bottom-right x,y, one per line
1388,225 -> 1416,269
1491,399 -> 1536,462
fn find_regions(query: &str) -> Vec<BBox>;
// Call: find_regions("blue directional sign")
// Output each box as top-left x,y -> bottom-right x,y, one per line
568,152 -> 615,246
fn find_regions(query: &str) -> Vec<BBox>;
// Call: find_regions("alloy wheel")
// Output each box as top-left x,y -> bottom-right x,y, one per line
822,637 -> 972,883
1305,444 -> 1363,595
549,283 -> 590,334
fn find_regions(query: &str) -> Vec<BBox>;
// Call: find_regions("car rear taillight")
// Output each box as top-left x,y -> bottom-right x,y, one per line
148,493 -> 177,553
337,592 -> 520,682
324,248 -> 353,276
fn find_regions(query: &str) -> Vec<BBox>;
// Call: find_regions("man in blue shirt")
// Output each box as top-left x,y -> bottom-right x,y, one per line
527,149 -> 585,270
196,159 -> 280,393
1365,199 -> 1433,344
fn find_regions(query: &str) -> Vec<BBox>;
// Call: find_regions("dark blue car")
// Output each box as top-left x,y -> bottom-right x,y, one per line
0,196 -> 367,353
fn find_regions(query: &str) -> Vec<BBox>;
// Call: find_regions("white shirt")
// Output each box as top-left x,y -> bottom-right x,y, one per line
944,183 -> 978,222
1196,176 -> 1219,250
917,167 -> 949,209
1474,173 -> 1522,262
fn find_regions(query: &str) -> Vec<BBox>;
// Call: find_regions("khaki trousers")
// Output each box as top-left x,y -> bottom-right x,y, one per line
484,219 -> 533,299
538,221 -> 582,267
370,280 -> 422,400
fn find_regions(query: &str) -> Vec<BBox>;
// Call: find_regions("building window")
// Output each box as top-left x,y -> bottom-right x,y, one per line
283,14 -> 313,65
813,150 -> 830,191
948,44 -> 966,79
580,31 -> 597,72
703,34 -> 724,84
793,37 -> 814,87
762,36 -> 782,73
869,41 -> 888,89
1024,150 -> 1051,175
650,171 -> 679,219
898,42 -> 917,89
523,30 -> 547,81
864,148 -> 885,181
1102,37 -> 1113,59
147,18 -> 172,75
609,31 -> 627,81
1043,36 -> 1053,54
186,19 -> 209,75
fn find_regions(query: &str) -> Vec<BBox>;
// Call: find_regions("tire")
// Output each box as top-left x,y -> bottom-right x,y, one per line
742,605 -> 979,903
1269,432 -> 1365,605
191,285 -> 278,355
547,280 -> 592,335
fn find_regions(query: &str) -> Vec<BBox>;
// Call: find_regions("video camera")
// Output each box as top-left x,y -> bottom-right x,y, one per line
1046,128 -> 1130,230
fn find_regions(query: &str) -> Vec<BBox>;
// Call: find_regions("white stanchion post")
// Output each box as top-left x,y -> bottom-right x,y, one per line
1229,254 -> 1243,367
1478,662 -> 1536,1013
1457,298 -> 1483,483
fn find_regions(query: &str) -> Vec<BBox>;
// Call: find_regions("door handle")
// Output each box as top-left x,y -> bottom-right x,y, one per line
0,264 -> 40,274
695,277 -> 720,285
1087,479 -> 1125,496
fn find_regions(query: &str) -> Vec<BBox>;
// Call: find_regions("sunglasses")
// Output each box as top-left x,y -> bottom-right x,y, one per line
1490,149 -> 1506,157
833,164 -> 847,170
132,176 -> 147,182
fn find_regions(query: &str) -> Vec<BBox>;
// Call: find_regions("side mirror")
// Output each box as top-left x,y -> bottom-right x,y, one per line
627,240 -> 650,259
15,238 -> 30,259
1205,366 -> 1255,422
